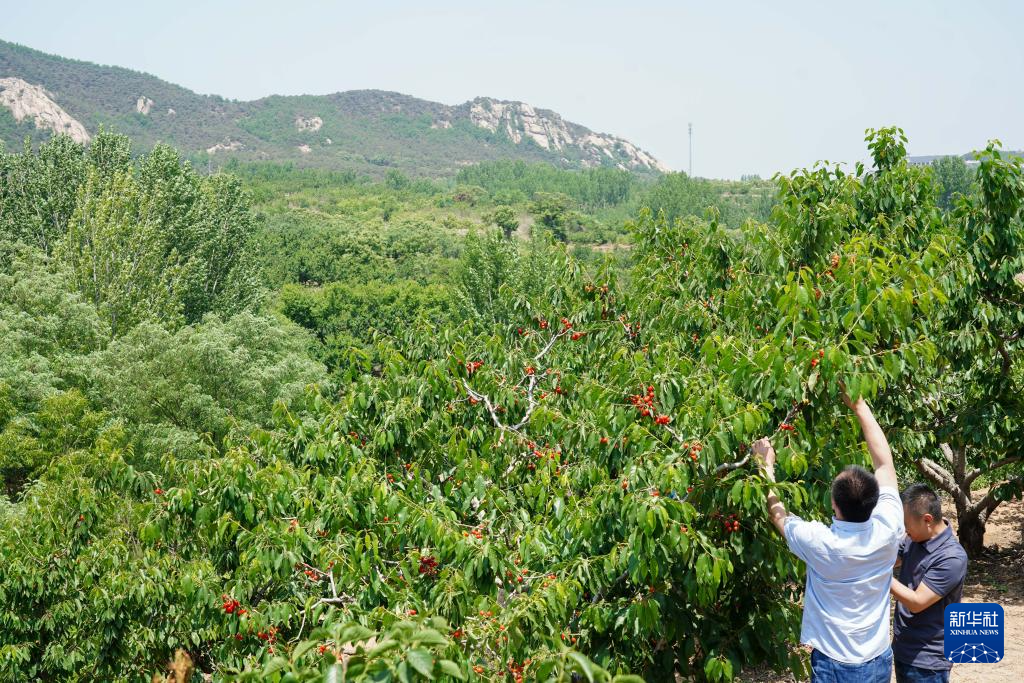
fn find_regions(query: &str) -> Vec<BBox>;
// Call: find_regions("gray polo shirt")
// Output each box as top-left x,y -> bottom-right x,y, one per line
892,522 -> 968,670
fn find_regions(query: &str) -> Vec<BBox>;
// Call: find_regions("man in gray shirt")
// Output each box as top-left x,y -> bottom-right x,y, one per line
890,483 -> 969,683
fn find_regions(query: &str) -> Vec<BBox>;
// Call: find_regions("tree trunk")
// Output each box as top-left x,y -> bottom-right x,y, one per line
915,445 -> 1019,559
957,511 -> 987,559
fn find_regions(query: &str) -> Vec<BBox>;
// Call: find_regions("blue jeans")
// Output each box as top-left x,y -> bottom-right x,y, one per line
811,647 -> 892,682
894,660 -> 950,683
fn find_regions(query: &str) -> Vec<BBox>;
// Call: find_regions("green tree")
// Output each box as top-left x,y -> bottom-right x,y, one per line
484,205 -> 519,239
0,134 -> 86,255
3,133 -> 263,334
80,312 -> 324,462
642,173 -> 727,228
385,169 -> 411,191
278,278 -> 452,372
59,167 -> 186,335
529,192 -> 574,242
0,252 -> 110,494
895,144 -> 1023,556
930,155 -> 974,211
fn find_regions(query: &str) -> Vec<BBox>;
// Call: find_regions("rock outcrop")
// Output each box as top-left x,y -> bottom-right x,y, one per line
136,96 -> 154,115
206,140 -> 244,154
0,77 -> 90,143
465,97 -> 668,172
295,115 -> 322,132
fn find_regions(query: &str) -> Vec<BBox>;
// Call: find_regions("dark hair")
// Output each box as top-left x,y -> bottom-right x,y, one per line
831,465 -> 880,523
901,482 -> 942,520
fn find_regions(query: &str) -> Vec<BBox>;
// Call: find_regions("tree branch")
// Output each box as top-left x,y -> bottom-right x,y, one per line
915,456 -> 969,510
460,327 -> 570,443
965,455 -> 1022,489
966,476 -> 1024,521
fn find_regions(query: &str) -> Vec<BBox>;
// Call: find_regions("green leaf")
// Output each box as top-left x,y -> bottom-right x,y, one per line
414,629 -> 448,647
262,657 -> 289,675
568,652 -> 597,683
292,640 -> 317,661
438,660 -> 465,680
407,648 -> 434,679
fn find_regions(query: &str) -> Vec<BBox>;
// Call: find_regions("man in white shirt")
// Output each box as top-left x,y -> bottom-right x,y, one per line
753,391 -> 904,682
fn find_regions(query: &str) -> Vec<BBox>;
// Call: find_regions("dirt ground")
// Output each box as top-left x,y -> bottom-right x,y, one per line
737,497 -> 1024,682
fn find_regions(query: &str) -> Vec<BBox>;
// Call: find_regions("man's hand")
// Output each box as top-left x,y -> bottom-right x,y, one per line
839,381 -> 864,412
838,381 -> 897,490
752,437 -> 777,482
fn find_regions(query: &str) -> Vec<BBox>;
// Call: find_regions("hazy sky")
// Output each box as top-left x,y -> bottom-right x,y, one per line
3,1 -> 1022,178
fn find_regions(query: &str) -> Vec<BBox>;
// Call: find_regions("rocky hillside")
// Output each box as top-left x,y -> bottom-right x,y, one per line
0,39 -> 668,176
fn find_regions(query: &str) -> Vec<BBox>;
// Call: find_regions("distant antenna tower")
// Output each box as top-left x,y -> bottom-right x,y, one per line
688,122 -> 693,177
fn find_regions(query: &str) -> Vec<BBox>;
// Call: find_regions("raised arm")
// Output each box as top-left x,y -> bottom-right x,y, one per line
840,387 -> 898,490
753,438 -> 788,536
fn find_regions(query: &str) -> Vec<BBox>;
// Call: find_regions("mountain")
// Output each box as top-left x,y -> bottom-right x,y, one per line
0,39 -> 669,176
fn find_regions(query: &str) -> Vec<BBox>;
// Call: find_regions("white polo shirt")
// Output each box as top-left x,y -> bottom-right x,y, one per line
783,486 -> 904,664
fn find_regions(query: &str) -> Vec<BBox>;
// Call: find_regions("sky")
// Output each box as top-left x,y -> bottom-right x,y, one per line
3,0 -> 1023,179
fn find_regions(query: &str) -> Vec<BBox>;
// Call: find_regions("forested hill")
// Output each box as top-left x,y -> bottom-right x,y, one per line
0,39 -> 669,177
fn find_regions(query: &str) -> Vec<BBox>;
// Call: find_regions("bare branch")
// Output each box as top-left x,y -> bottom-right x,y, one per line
714,453 -> 752,475
938,442 -> 955,468
318,595 -> 357,606
994,328 -> 1022,342
534,327 -> 571,361
461,327 -> 570,441
915,457 -> 970,510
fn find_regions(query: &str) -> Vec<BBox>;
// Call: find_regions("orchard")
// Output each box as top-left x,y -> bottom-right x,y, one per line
0,128 -> 1020,681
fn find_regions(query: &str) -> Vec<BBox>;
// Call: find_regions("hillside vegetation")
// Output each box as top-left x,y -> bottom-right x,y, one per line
0,39 -> 669,177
